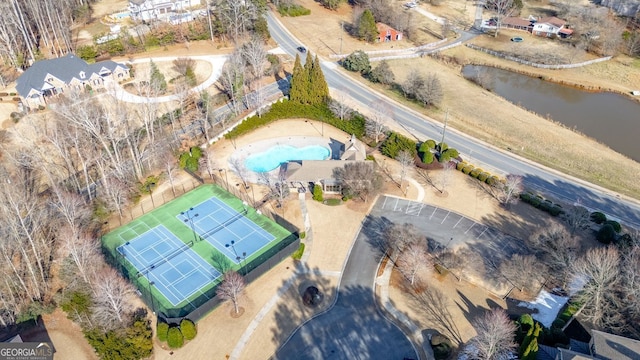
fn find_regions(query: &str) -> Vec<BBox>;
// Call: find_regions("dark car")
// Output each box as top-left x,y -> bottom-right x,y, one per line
296,46 -> 307,53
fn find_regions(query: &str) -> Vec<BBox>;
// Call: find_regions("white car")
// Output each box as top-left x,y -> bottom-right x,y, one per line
404,2 -> 417,8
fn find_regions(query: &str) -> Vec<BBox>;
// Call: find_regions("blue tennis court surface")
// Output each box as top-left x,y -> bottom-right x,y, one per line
178,197 -> 275,264
117,225 -> 221,306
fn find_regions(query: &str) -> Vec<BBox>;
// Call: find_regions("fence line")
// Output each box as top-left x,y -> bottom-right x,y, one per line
106,175 -> 202,231
465,44 -> 612,69
329,38 -> 449,59
369,41 -> 462,62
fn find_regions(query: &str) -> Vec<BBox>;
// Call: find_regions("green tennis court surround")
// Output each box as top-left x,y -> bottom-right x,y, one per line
102,184 -> 296,319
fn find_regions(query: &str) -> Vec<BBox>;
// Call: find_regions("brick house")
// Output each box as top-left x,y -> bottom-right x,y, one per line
16,54 -> 130,109
376,23 -> 403,42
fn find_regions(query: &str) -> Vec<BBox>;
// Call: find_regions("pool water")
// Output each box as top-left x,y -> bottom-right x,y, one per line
244,145 -> 330,173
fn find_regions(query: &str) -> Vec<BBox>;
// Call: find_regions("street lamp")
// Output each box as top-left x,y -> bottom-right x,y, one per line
225,241 -> 247,274
181,207 -> 199,243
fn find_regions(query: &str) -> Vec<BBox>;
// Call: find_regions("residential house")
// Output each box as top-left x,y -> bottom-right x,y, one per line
536,329 -> 640,360
501,16 -> 534,32
376,23 -> 403,42
532,16 -> 573,38
16,53 -> 130,109
129,0 -> 201,21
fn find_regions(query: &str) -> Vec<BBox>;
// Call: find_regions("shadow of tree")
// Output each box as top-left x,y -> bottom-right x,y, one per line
271,281 -> 416,360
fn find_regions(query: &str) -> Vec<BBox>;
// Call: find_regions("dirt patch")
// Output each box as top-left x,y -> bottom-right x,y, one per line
20,309 -> 96,360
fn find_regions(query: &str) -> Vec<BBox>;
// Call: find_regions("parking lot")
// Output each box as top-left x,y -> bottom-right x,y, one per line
372,195 -> 528,297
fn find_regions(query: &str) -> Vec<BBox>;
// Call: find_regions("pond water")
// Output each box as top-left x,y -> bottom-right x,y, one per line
244,145 -> 330,173
462,65 -> 640,162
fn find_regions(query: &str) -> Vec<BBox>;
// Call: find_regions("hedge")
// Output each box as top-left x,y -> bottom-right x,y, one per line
456,162 -> 467,171
590,211 -> 607,224
519,192 -> 563,217
487,175 -> 500,186
604,220 -> 621,233
167,327 -> 184,349
312,184 -> 323,202
277,4 -> 310,16
225,100 -> 365,140
461,165 -> 474,174
180,319 -> 197,341
477,172 -> 490,182
380,131 -> 417,159
292,243 -> 305,260
157,322 -> 169,342
422,151 -> 434,164
596,224 -> 616,244
469,168 -> 482,178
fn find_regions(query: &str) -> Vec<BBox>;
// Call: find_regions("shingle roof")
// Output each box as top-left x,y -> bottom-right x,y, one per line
16,54 -> 127,97
537,16 -> 566,28
591,330 -> 640,360
502,17 -> 532,27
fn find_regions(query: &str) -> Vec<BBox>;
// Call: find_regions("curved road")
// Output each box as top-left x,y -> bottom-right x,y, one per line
266,12 -> 640,228
274,220 -> 417,360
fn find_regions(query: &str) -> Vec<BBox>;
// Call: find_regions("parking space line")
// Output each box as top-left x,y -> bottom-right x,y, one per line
465,223 -> 475,233
382,196 -> 388,210
429,207 -> 438,220
393,198 -> 399,211
416,204 -> 424,216
440,211 -> 450,224
453,216 -> 463,228
478,226 -> 489,238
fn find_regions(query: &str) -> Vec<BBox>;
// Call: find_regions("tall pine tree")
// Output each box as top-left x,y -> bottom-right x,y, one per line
357,9 -> 378,43
289,54 -> 307,103
304,51 -> 314,104
311,55 -> 329,104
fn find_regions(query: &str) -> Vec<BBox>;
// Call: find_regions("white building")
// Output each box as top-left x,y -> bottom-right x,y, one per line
129,0 -> 202,21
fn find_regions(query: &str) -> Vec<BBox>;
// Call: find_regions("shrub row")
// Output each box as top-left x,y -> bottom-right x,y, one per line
225,100 -> 365,140
381,131 -> 417,159
456,161 -> 500,186
519,192 -> 563,217
157,319 -> 197,349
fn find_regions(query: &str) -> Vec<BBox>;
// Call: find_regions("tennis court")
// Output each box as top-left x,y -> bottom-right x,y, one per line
102,184 -> 297,318
117,225 -> 221,306
177,197 -> 275,264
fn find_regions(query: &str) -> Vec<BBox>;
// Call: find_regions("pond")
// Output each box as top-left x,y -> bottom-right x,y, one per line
462,65 -> 640,162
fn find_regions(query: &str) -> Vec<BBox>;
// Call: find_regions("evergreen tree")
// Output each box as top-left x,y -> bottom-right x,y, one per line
311,55 -> 329,104
289,54 -> 306,103
304,51 -> 314,104
357,10 -> 378,43
149,60 -> 167,92
521,323 -> 540,360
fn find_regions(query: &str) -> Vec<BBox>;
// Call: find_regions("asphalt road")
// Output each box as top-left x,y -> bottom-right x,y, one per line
274,212 -> 417,360
266,12 -> 640,228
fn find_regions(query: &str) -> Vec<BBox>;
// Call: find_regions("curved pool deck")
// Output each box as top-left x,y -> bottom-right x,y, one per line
229,136 -> 338,183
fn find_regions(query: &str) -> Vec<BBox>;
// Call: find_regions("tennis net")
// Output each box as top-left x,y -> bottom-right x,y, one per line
136,240 -> 193,277
200,208 -> 248,240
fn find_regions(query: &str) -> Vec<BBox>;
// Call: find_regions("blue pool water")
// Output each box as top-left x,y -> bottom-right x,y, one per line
244,145 -> 330,172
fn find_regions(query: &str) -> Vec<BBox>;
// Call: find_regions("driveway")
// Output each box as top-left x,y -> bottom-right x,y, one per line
107,55 -> 228,103
274,212 -> 417,360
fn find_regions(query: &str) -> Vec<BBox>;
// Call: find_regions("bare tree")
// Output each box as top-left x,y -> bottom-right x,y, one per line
499,254 -> 544,292
217,271 -> 246,314
91,268 -> 135,330
464,308 -> 517,360
172,57 -> 196,77
570,247 -> 621,330
328,92 -> 353,121
59,226 -> 100,286
366,101 -> 390,143
397,150 -> 414,194
485,0 -> 515,37
241,36 -> 267,115
219,50 -> 246,115
229,157 -> 249,189
495,174 -> 522,207
333,161 -> 382,202
437,162 -> 454,194
409,287 -> 464,346
621,245 -> 640,320
563,204 -> 591,235
259,172 -> 290,208
529,223 -> 579,288
398,242 -> 432,286
383,223 -> 422,261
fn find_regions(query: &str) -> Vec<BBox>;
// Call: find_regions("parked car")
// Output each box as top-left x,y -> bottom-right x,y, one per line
296,46 -> 307,53
404,2 -> 417,8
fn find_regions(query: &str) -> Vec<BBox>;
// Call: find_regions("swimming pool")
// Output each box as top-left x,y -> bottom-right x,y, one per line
244,145 -> 330,173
